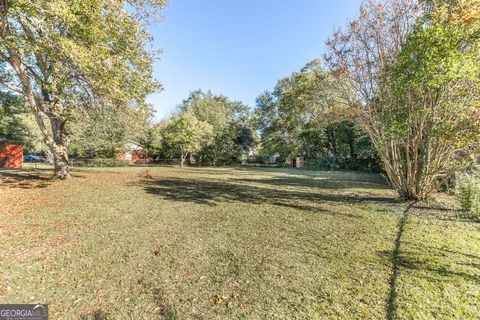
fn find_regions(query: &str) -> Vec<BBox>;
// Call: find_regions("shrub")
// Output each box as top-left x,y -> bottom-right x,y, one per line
72,158 -> 129,168
459,174 -> 480,218
306,157 -> 339,171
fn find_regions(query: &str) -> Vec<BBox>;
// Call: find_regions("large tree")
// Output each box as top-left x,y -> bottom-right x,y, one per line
178,90 -> 256,165
161,112 -> 213,167
325,0 -> 480,199
0,0 -> 165,178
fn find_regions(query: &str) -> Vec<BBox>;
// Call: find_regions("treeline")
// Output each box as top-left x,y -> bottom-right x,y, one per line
143,61 -> 381,172
255,60 -> 380,172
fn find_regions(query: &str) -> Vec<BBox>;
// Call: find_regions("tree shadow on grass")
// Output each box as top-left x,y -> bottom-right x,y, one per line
140,177 -> 403,219
381,202 -> 480,320
403,242 -> 480,264
409,204 -> 479,224
236,176 -> 390,191
0,170 -> 52,189
385,202 -> 414,320
0,170 -> 85,189
396,255 -> 480,284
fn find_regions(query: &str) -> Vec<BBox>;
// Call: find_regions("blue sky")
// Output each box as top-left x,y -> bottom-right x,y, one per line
147,0 -> 362,121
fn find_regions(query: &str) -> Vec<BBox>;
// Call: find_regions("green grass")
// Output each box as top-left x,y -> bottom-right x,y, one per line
0,166 -> 479,319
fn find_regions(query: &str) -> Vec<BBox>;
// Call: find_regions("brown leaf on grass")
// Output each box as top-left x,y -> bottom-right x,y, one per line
212,294 -> 228,305
140,170 -> 153,179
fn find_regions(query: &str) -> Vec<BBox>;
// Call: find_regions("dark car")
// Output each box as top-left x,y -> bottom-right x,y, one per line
24,154 -> 45,162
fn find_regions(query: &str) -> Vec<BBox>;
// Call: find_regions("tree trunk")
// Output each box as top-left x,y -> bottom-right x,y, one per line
180,152 -> 185,167
52,143 -> 70,179
379,140 -> 431,201
49,116 -> 71,179
326,127 -> 339,165
348,139 -> 355,161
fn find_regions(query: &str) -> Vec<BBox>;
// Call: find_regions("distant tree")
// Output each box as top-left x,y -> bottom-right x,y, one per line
161,112 -> 213,167
255,60 -> 377,170
0,0 -> 165,178
68,105 -> 153,158
177,90 -> 257,165
325,0 -> 480,199
0,92 -> 27,142
144,121 -> 167,160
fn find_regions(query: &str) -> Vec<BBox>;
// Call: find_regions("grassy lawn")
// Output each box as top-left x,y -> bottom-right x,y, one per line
0,166 -> 479,319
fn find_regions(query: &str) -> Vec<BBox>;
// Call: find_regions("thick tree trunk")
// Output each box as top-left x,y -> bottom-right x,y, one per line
52,144 -> 70,179
48,116 -> 71,180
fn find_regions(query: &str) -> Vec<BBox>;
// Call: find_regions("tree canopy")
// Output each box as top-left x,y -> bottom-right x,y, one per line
255,60 -> 379,171
0,0 -> 165,178
160,111 -> 213,167
151,90 -> 257,166
325,0 -> 480,199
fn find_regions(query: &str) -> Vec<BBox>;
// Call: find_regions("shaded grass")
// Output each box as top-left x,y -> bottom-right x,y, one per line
0,166 -> 479,319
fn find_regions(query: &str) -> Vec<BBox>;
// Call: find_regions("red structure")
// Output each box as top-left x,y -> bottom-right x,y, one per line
117,150 -> 152,165
117,143 -> 151,165
0,143 -> 23,169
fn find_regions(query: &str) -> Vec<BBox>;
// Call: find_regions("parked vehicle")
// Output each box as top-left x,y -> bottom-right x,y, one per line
24,154 -> 45,163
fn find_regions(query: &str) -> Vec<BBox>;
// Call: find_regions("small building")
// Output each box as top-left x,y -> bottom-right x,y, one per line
117,143 -> 151,165
291,155 -> 306,169
0,142 -> 23,169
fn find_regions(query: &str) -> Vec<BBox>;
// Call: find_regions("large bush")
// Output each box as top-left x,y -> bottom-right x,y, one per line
459,175 -> 480,218
71,158 -> 129,168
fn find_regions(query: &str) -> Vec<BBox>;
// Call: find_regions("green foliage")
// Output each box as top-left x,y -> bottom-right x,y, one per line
1,0 -> 165,107
0,91 -> 42,151
181,90 -> 257,165
151,90 -> 257,166
459,174 -> 480,217
68,105 -> 153,158
255,61 -> 379,171
0,92 -> 28,142
380,5 -> 480,197
1,0 -> 165,177
385,21 -> 480,145
325,0 -> 480,199
201,124 -> 238,165
161,111 -> 213,162
71,158 -> 129,168
306,157 -> 338,171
